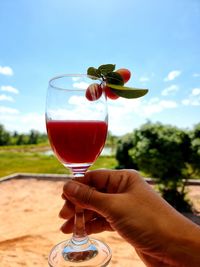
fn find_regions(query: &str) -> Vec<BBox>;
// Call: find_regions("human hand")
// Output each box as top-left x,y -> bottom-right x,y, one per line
59,169 -> 200,267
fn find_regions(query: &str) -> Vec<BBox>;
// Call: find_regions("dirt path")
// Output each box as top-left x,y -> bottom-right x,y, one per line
0,177 -> 199,267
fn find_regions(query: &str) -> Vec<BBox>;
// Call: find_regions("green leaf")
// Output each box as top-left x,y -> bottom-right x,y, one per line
98,64 -> 116,76
87,67 -> 101,79
106,72 -> 124,85
107,83 -> 149,99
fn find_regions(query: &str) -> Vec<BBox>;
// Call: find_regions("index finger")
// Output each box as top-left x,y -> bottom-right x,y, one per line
77,169 -> 139,193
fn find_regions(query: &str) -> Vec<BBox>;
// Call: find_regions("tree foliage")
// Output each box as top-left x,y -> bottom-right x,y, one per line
116,121 -> 200,212
116,133 -> 137,169
189,123 -> 200,177
0,124 -> 47,146
0,124 -> 11,145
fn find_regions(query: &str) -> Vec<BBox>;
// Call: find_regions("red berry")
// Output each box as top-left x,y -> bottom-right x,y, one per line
85,83 -> 102,101
104,85 -> 119,100
116,68 -> 131,83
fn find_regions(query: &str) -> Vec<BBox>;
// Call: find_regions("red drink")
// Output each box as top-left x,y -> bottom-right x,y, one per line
46,120 -> 108,165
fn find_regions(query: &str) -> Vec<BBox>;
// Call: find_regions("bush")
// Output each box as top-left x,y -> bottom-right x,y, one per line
115,133 -> 137,169
116,122 -> 200,212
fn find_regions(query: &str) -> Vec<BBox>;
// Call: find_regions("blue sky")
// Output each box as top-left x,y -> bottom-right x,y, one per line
0,0 -> 200,135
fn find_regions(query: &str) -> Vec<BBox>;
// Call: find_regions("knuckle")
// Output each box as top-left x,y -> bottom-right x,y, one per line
80,186 -> 95,206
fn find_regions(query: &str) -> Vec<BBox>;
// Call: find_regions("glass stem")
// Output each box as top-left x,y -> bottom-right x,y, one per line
71,171 -> 89,247
72,206 -> 88,244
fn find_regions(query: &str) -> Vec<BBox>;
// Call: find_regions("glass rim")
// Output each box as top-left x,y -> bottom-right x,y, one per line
49,74 -> 102,91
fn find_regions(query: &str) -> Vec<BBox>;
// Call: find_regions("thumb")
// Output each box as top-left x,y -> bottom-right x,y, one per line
63,179 -> 108,212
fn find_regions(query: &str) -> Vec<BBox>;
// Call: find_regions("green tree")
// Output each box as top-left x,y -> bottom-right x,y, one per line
16,134 -> 27,145
0,124 -> 11,145
189,123 -> 200,178
129,122 -> 192,211
0,124 -> 47,146
27,130 -> 40,144
116,122 -> 198,212
116,133 -> 138,169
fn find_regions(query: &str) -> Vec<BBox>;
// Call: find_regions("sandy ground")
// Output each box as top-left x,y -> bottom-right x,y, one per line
0,177 -> 199,267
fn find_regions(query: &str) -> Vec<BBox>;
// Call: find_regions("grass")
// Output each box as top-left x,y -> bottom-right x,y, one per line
0,145 -> 118,178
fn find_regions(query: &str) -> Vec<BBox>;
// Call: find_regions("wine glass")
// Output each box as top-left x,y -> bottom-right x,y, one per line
45,74 -> 111,266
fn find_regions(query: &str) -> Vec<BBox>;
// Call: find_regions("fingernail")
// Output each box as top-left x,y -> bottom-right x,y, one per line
64,180 -> 80,197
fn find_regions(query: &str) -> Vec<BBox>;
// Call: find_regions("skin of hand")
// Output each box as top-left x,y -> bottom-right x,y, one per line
59,169 -> 200,267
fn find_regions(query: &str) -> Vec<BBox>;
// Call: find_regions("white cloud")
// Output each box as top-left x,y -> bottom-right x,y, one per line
20,113 -> 45,131
0,110 -> 45,133
0,96 -> 179,136
139,76 -> 150,82
182,88 -> 200,106
107,97 -> 178,135
0,66 -> 13,76
192,88 -> 200,96
72,77 -> 81,81
1,85 -> 19,94
68,95 -> 86,105
193,73 -> 200,77
73,81 -> 89,89
0,94 -> 14,102
0,106 -> 19,114
48,95 -> 106,121
161,85 -> 179,96
142,98 -> 177,116
164,70 -> 181,81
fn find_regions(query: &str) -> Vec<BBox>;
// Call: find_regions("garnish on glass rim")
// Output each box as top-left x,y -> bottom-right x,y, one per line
86,64 -> 149,100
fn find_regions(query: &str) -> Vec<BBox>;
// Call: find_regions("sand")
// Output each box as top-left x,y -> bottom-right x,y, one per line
0,175 -> 199,267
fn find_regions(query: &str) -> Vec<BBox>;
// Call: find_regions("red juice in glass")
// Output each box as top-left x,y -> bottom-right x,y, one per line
46,120 -> 108,165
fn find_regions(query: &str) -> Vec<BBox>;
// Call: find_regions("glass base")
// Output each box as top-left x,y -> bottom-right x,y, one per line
48,238 -> 112,267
